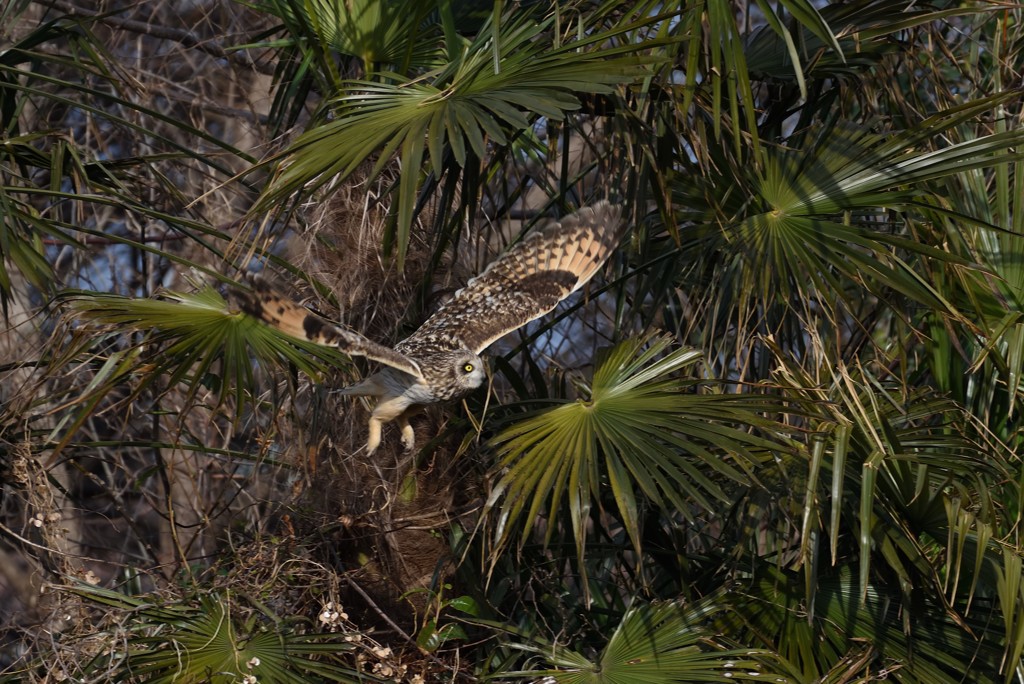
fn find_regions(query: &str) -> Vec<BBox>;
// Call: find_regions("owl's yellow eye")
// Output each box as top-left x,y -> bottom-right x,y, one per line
463,363 -> 475,373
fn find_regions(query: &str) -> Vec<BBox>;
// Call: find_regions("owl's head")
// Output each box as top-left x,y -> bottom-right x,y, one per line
426,350 -> 486,400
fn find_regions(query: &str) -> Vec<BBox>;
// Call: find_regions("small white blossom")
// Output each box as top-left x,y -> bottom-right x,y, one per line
247,656 -> 260,669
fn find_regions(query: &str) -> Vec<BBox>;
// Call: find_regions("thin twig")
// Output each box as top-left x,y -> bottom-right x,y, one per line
341,575 -> 476,681
33,0 -> 279,76
0,520 -> 112,566
341,574 -> 417,644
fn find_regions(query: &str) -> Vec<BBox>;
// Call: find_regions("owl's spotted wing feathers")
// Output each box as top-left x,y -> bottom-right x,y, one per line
236,277 -> 424,379
405,201 -> 624,355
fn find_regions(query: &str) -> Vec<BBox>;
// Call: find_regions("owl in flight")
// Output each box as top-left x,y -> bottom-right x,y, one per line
239,201 -> 625,454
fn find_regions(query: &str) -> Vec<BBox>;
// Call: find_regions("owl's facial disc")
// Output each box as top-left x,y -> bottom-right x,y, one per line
455,352 -> 486,389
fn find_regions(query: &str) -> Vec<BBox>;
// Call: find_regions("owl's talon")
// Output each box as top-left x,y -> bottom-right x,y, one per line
400,421 -> 416,452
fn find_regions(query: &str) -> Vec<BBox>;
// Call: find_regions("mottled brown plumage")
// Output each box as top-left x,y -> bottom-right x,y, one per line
237,201 -> 625,454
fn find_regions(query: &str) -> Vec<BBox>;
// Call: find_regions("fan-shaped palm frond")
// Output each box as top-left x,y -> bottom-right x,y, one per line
67,584 -> 365,684
68,284 -> 346,413
251,7 -> 670,265
298,0 -> 442,70
254,0 -> 444,130
499,597 -> 795,683
675,93 -> 1024,336
763,330 -> 1024,680
487,333 -> 789,560
745,1 -> 984,84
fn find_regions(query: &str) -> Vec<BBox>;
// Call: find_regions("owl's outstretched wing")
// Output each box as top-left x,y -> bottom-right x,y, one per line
403,201 -> 625,355
235,276 -> 424,379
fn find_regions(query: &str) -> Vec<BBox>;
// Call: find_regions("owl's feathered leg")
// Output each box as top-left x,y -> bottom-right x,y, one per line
332,376 -> 393,454
366,415 -> 384,455
396,406 -> 427,452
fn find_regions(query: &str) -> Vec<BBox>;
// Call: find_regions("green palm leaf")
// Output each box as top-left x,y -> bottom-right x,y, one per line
68,285 -> 345,415
252,8 -> 667,265
713,567 -> 1012,684
306,0 -> 441,69
253,0 -> 443,102
501,598 -> 793,683
487,334 -> 787,560
682,93 -> 1024,321
769,338 -> 1011,630
69,585 -> 364,683
745,1 -> 982,84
